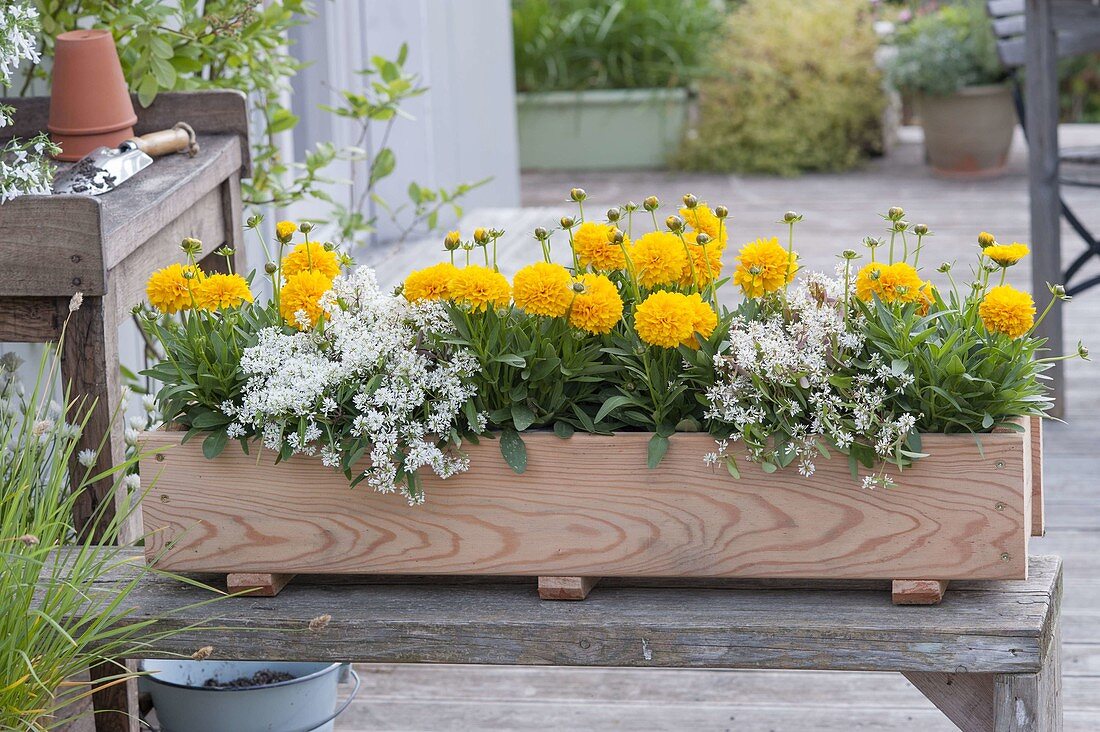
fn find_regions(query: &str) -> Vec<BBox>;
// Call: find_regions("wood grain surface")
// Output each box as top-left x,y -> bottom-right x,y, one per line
140,425 -> 1032,581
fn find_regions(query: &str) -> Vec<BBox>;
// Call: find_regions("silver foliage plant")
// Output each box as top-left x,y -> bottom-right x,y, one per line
221,267 -> 483,503
0,3 -> 57,202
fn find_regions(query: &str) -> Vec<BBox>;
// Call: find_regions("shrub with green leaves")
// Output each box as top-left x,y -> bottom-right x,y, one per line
886,0 -> 1006,97
512,0 -> 721,92
678,0 -> 886,175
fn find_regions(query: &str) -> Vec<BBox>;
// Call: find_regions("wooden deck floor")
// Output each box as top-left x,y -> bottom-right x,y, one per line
340,126 -> 1100,731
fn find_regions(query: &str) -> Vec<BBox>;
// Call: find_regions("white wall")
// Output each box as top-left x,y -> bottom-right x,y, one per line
286,0 -> 520,249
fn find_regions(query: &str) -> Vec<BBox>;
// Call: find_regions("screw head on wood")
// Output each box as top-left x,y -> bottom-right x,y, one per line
995,502 -> 1006,511
578,639 -> 591,649
71,277 -> 82,286
70,254 -> 81,263
994,460 -> 1005,469
159,494 -> 170,504
155,453 -> 165,462
1001,552 -> 1011,561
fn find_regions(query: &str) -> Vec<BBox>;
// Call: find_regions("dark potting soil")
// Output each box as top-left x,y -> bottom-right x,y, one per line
202,669 -> 296,689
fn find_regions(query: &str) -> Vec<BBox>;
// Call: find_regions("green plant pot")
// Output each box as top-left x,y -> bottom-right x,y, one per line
916,84 -> 1016,177
516,88 -> 689,171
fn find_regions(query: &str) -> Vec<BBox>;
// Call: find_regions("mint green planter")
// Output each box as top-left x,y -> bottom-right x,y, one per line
516,88 -> 689,171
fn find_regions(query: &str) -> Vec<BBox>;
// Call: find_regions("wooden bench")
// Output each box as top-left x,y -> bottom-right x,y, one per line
70,550 -> 1064,731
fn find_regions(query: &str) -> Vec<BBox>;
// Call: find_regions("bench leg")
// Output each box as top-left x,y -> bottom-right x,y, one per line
904,671 -> 996,731
994,624 -> 1062,731
90,660 -> 139,732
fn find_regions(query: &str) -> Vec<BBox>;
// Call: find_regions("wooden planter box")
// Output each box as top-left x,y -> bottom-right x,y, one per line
139,416 -> 1043,604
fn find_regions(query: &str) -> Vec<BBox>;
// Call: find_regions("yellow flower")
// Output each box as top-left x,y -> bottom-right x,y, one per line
980,284 -> 1035,339
733,237 -> 797,297
631,231 -> 688,288
404,262 -> 458,302
449,265 -> 511,312
281,242 -> 341,280
280,270 -> 332,329
568,273 -> 623,335
572,221 -> 628,271
145,263 -> 204,314
193,273 -> 253,311
978,231 -> 996,248
876,262 -> 924,304
680,232 -> 725,286
983,242 -> 1029,267
513,261 -> 572,317
634,290 -> 696,348
681,293 -> 718,349
680,203 -> 728,244
276,220 -> 297,241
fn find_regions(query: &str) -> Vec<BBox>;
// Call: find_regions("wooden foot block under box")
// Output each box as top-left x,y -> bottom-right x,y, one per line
139,417 -> 1035,600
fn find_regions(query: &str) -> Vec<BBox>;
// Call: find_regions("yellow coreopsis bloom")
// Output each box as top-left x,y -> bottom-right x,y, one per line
680,232 -> 725,286
276,220 -> 298,241
573,221 -> 628,271
680,203 -> 728,244
146,263 -> 204,314
983,242 -> 1030,267
281,270 -> 332,329
513,261 -> 572,317
980,284 -> 1035,339
404,262 -> 458,302
681,293 -> 718,349
449,265 -> 511,312
732,237 -> 796,297
631,231 -> 688,288
193,273 -> 253,311
568,273 -> 623,335
634,290 -> 696,348
875,262 -> 924,304
281,242 -> 341,280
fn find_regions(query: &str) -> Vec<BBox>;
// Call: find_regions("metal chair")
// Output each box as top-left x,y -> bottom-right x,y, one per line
989,0 -> 1100,296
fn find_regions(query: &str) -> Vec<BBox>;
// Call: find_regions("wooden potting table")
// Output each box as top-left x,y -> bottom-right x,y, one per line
69,550 -> 1064,732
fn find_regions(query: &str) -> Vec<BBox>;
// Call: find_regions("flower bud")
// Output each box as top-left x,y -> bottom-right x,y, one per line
937,261 -> 952,273
323,241 -> 336,251
682,193 -> 698,209
695,232 -> 712,246
608,227 -> 625,245
569,187 -> 587,202
714,205 -> 729,219
246,214 -> 263,229
606,207 -> 621,222
533,226 -> 549,241
783,210 -> 801,223
893,220 -> 909,233
913,223 -> 929,236
1048,282 -> 1069,301
841,248 -> 858,259
623,200 -> 638,212
978,231 -> 996,248
264,262 -> 278,275
862,236 -> 881,249
473,227 -> 489,244
180,237 -> 203,255
490,227 -> 505,239
444,230 -> 461,250
572,281 -> 587,294
299,221 -> 314,234
665,215 -> 684,233
887,206 -> 905,221
1078,341 -> 1090,360
984,263 -> 1000,274
560,216 -> 575,229
643,196 -> 659,211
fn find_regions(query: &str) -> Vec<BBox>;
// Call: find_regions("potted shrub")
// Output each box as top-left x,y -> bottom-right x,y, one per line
511,0 -> 718,170
137,195 -> 1082,605
886,0 -> 1014,176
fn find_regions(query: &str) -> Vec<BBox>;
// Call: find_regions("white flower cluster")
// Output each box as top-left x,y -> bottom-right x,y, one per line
223,267 -> 480,502
704,272 -> 917,482
0,4 -> 55,203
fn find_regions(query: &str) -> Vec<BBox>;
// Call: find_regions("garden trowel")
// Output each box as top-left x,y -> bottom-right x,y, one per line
52,122 -> 199,195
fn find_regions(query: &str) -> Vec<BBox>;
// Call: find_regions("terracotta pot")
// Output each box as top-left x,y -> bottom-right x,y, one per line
916,84 -> 1016,178
48,29 -> 136,161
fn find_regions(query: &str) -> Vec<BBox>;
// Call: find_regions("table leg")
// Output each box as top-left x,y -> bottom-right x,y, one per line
1025,0 -> 1064,417
994,625 -> 1062,731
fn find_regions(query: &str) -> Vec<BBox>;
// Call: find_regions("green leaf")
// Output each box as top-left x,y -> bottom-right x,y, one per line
369,147 -> 396,185
500,429 -> 527,474
202,430 -> 227,460
647,433 -> 669,469
511,403 -> 536,431
553,421 -> 574,439
191,410 -> 229,429
981,413 -> 995,429
725,455 -> 740,479
492,354 -> 527,368
595,395 -> 635,424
